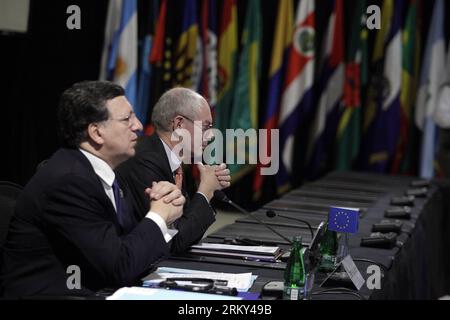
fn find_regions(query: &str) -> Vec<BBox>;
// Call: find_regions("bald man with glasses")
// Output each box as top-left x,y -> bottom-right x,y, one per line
117,87 -> 231,254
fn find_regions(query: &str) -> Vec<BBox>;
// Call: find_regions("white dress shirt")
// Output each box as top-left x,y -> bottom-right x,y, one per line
79,149 -> 176,242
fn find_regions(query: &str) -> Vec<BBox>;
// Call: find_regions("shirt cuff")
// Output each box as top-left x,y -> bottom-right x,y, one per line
145,211 -> 178,243
196,191 -> 210,203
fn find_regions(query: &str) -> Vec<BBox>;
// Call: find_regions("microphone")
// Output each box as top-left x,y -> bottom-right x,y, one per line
213,190 -> 292,245
266,210 -> 314,239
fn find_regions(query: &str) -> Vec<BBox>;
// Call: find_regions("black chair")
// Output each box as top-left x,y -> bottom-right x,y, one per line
36,159 -> 48,172
0,181 -> 22,249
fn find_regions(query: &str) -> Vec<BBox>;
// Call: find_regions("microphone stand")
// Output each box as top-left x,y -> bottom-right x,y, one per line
213,190 -> 292,245
266,210 -> 314,239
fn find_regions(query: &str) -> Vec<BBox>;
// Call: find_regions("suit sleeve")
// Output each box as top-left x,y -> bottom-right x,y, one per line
116,152 -> 168,220
171,193 -> 216,254
43,173 -> 169,287
117,150 -> 216,253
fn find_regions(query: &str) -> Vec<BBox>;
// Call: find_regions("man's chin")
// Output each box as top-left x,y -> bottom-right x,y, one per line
127,148 -> 136,158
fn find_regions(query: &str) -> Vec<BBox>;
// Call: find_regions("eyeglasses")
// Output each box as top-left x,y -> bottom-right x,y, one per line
106,112 -> 137,127
179,114 -> 213,132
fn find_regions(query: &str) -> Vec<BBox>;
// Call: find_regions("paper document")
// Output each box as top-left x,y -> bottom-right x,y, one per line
107,287 -> 242,300
189,248 -> 279,262
191,243 -> 280,255
143,267 -> 256,292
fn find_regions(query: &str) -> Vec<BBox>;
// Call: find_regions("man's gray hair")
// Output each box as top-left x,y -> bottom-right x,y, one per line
152,87 -> 206,132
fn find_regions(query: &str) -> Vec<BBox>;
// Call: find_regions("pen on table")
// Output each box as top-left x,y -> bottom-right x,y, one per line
243,256 -> 277,263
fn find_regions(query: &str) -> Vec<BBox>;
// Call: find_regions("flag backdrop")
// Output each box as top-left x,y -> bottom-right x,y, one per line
215,0 -> 238,134
277,0 -> 315,193
100,0 -> 138,109
200,0 -> 218,109
227,0 -> 262,182
415,0 -> 446,178
366,0 -> 404,172
96,0 -> 450,204
252,0 -> 293,199
391,0 -> 420,174
174,0 -> 203,91
306,0 -> 344,179
335,0 -> 368,171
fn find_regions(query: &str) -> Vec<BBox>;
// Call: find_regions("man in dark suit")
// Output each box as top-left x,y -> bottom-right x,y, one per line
117,88 -> 231,253
0,81 -> 185,298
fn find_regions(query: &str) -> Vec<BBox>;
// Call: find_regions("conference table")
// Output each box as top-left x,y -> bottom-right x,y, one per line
153,171 -> 450,300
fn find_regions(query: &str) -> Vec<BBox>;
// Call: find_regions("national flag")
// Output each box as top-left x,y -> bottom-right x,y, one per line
362,0 -> 403,172
144,0 -> 174,135
191,0 -> 218,182
328,207 -> 359,234
200,0 -> 218,109
335,0 -> 368,171
99,0 -> 138,108
415,0 -> 446,178
215,0 -> 238,134
227,0 -> 262,182
173,0 -> 203,91
135,0 -> 159,126
253,0 -> 294,199
306,0 -> 344,179
391,0 -> 420,174
277,0 -> 315,193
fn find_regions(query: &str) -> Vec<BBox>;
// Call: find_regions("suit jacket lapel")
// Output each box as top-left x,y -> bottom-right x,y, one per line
75,149 -> 124,232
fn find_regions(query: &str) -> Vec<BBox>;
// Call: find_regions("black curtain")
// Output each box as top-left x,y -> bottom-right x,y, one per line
0,0 -> 108,186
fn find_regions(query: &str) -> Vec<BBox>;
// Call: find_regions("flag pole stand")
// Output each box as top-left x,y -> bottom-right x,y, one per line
319,233 -> 354,289
336,232 -> 349,265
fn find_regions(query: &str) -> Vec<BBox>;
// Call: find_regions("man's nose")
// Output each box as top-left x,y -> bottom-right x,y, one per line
132,117 -> 143,132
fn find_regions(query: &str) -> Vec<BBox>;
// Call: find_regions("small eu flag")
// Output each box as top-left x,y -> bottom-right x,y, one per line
328,207 -> 359,234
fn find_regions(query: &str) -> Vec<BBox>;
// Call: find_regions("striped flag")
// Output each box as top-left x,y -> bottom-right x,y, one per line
200,0 -> 218,110
174,0 -> 203,91
306,0 -> 344,179
191,0 -> 218,182
227,0 -> 262,182
253,0 -> 294,199
215,0 -> 238,134
277,0 -> 315,193
391,0 -> 420,174
335,0 -> 367,171
415,0 -> 446,178
135,0 -> 159,126
99,0 -> 138,108
362,0 -> 403,172
145,0 -> 174,135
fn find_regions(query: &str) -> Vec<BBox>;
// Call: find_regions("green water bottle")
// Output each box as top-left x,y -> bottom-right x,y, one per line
319,227 -> 338,272
283,236 -> 306,300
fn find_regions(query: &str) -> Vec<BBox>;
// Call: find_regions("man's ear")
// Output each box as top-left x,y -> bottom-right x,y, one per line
87,123 -> 105,145
173,116 -> 183,130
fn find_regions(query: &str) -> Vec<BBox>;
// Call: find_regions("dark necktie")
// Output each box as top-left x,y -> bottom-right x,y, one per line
174,166 -> 183,190
112,178 -> 124,226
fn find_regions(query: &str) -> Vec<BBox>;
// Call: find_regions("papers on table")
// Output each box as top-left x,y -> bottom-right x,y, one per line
191,243 -> 280,254
107,287 -> 242,300
189,243 -> 282,262
143,267 -> 257,292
